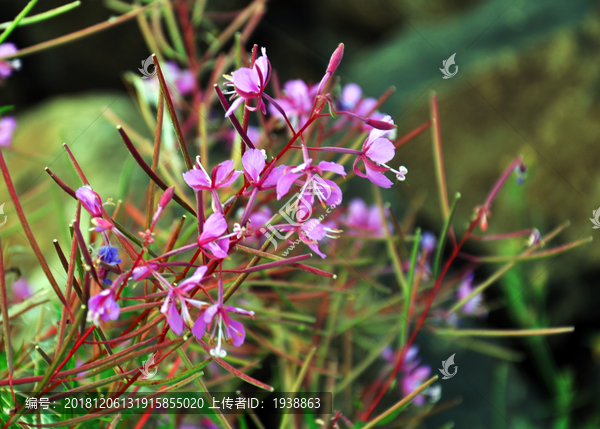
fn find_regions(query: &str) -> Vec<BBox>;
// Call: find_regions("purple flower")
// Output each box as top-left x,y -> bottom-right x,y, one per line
159,266 -> 210,336
0,43 -> 21,80
342,198 -> 386,237
241,148 -> 283,190
76,186 -> 103,217
268,79 -> 317,128
192,278 -> 254,357
183,160 -> 241,212
0,117 -> 17,147
457,273 -> 486,316
338,83 -> 386,130
164,62 -> 195,95
276,159 -> 344,203
11,278 -> 32,303
224,47 -> 271,117
277,218 -> 339,259
132,262 -> 159,281
420,232 -> 437,255
400,346 -> 438,406
401,364 -> 432,406
197,212 -> 230,260
353,116 -> 407,188
98,246 -> 122,265
87,288 -> 120,326
248,206 -> 273,232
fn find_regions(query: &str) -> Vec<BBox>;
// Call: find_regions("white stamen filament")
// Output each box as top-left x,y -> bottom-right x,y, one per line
381,163 -> 408,181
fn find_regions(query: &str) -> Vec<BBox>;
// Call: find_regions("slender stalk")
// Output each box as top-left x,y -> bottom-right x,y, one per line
0,0 -> 40,45
152,55 -> 193,170
0,5 -> 149,60
278,346 -> 317,429
0,238 -> 15,406
117,125 -> 196,216
361,375 -> 438,429
430,93 -> 450,219
0,1 -> 80,30
432,192 -> 461,279
0,149 -> 68,307
433,327 -> 574,337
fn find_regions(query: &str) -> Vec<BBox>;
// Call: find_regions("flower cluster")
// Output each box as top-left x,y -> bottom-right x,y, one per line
76,44 -> 412,357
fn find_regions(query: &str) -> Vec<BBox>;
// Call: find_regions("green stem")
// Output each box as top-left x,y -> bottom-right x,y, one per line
432,192 -> 461,279
0,0 -> 40,45
0,1 -> 80,30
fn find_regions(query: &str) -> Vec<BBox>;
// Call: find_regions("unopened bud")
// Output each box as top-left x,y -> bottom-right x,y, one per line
159,186 -> 175,207
365,118 -> 397,130
326,43 -> 344,74
91,217 -> 112,232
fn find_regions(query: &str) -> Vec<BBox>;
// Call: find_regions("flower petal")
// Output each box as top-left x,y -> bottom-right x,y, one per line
183,169 -> 211,191
365,137 -> 395,164
203,304 -> 220,325
242,149 -> 265,184
318,161 -> 346,176
276,172 -> 301,200
232,67 -> 260,95
365,165 -> 393,188
192,314 -> 207,340
225,97 -> 245,118
199,212 -> 228,242
167,302 -> 184,336
225,318 -> 246,347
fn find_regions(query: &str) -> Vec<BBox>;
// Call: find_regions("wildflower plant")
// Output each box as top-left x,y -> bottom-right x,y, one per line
0,1 -> 593,428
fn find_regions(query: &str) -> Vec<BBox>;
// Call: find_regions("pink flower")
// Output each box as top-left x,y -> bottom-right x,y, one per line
338,83 -> 386,130
456,273 -> 486,316
192,278 -> 254,357
241,148 -> 283,190
276,218 -> 339,259
183,160 -> 241,212
159,266 -> 210,336
197,212 -> 230,260
353,115 -> 398,188
132,262 -> 160,281
342,198 -> 386,237
399,346 -> 440,406
0,43 -> 20,80
268,79 -> 317,128
87,288 -> 120,326
0,117 -> 16,147
276,159 -> 345,207
224,47 -> 271,117
11,278 -> 32,303
75,186 -> 103,217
